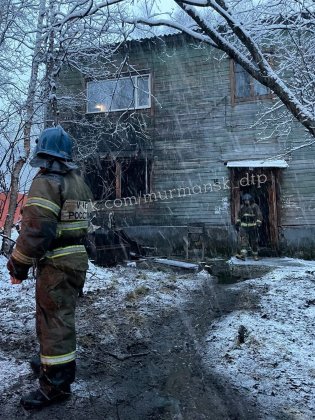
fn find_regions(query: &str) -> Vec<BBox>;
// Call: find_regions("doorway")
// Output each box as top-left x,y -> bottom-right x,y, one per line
230,168 -> 281,249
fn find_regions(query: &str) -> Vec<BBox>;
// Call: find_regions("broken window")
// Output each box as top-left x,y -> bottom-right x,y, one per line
86,158 -> 152,200
85,160 -> 116,201
86,74 -> 151,113
231,62 -> 271,103
120,159 -> 148,198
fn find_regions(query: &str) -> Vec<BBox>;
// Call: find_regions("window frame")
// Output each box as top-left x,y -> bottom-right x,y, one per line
87,157 -> 152,201
116,157 -> 152,199
230,60 -> 274,105
86,72 -> 152,114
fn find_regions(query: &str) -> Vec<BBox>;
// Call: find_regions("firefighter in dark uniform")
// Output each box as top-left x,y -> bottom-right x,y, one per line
7,126 -> 93,409
235,193 -> 263,261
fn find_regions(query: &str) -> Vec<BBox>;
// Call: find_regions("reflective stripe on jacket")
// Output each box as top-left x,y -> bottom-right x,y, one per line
236,203 -> 263,228
12,163 -> 93,272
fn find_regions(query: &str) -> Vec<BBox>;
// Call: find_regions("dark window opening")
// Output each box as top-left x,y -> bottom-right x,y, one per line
85,160 -> 116,200
86,158 -> 152,201
121,160 -> 148,197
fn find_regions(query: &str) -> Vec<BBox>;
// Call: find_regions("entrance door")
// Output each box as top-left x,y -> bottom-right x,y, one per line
230,168 -> 280,249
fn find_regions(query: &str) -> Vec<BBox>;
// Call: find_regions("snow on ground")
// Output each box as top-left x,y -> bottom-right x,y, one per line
203,258 -> 315,420
0,254 -> 210,396
0,256 -> 35,391
1,249 -> 315,419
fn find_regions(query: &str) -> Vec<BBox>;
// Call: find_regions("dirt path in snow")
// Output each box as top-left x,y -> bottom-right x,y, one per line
0,272 -> 263,420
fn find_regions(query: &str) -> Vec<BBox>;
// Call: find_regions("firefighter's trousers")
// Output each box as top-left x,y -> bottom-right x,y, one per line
238,226 -> 259,256
35,263 -> 86,393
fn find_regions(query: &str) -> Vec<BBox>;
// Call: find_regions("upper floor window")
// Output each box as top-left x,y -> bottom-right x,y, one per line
231,61 -> 272,104
87,74 -> 151,113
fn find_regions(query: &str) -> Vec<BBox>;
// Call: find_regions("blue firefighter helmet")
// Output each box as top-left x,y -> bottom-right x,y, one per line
242,193 -> 253,202
33,126 -> 73,161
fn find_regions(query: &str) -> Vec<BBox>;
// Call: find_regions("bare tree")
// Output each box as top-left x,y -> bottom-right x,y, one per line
0,0 -> 44,254
48,2 -> 151,201
7,0 -> 315,252
0,0 -> 130,254
125,0 -> 315,149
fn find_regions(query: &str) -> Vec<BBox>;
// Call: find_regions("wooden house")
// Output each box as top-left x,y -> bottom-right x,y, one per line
58,34 -> 315,259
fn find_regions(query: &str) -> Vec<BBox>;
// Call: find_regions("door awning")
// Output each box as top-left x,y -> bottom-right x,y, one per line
226,159 -> 288,168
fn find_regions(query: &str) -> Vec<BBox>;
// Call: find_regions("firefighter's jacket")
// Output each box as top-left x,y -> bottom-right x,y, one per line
236,203 -> 263,228
11,161 -> 93,273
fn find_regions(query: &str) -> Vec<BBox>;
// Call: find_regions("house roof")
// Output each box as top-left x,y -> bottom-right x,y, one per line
128,28 -> 180,43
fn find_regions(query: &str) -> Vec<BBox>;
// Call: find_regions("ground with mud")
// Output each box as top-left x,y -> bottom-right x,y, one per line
2,257 -> 314,420
0,263 -> 262,420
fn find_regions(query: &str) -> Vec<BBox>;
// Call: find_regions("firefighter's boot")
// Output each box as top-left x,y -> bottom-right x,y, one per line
20,361 -> 75,410
235,249 -> 247,261
20,387 -> 71,410
253,253 -> 260,261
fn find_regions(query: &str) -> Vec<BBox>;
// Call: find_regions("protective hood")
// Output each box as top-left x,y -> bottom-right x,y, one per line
30,156 -> 78,172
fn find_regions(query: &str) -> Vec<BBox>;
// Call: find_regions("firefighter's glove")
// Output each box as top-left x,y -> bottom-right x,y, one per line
7,257 -> 29,281
235,225 -> 240,232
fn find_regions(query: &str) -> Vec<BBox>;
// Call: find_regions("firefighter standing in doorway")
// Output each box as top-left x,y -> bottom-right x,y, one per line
235,193 -> 263,261
7,126 -> 93,409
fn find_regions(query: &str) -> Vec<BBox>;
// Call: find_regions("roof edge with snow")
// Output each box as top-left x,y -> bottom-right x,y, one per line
226,159 -> 288,168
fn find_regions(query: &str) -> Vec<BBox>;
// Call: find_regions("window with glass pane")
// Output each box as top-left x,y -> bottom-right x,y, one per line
235,63 -> 251,98
87,81 -> 112,113
253,78 -> 269,96
87,74 -> 150,113
137,75 -> 150,107
234,62 -> 270,101
111,78 -> 135,110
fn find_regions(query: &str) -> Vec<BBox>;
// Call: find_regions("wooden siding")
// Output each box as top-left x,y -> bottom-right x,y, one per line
58,34 -> 315,232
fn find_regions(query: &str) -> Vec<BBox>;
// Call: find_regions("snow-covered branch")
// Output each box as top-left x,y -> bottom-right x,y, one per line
126,0 -> 315,142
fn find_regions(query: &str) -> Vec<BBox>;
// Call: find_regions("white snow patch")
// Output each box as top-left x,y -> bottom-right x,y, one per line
2,248 -> 314,417
0,255 -> 214,395
226,159 -> 288,168
203,260 -> 315,419
0,358 -> 29,385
